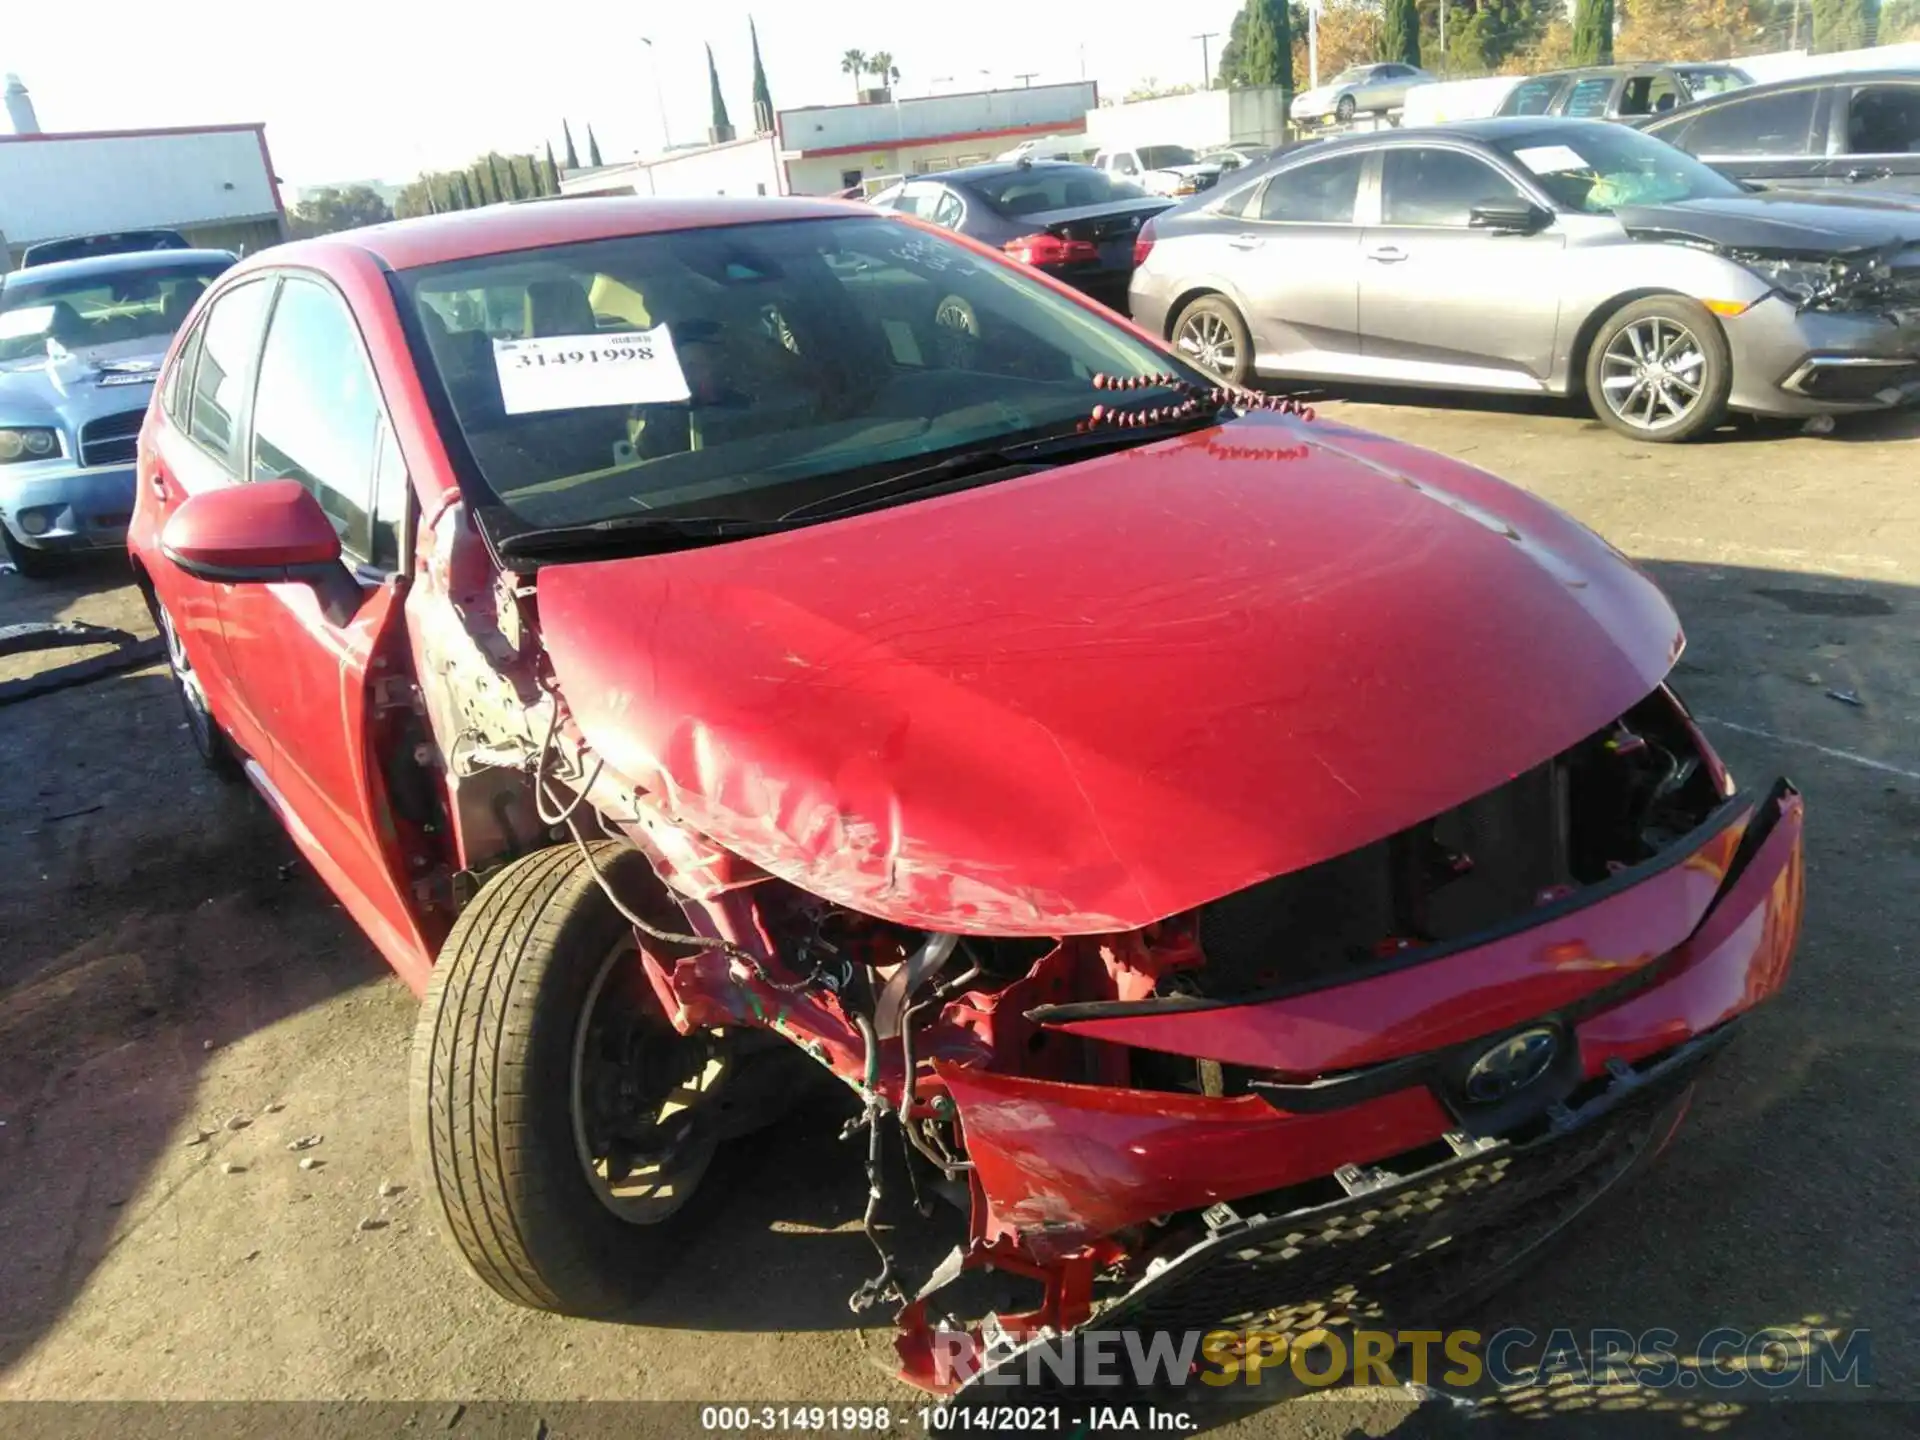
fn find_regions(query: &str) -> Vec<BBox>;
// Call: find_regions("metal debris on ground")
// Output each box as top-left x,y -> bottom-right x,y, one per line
377,1179 -> 405,1198
357,1217 -> 389,1232
184,1127 -> 216,1147
299,1156 -> 323,1171
287,1134 -> 323,1151
1826,689 -> 1864,707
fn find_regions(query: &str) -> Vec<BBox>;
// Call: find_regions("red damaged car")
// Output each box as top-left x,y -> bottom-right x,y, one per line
128,197 -> 1803,1393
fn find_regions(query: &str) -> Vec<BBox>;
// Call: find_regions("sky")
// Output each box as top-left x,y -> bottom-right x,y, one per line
3,0 -> 1249,188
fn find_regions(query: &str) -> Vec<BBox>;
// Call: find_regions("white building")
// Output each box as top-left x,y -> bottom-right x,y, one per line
562,81 -> 1100,201
0,121 -> 286,270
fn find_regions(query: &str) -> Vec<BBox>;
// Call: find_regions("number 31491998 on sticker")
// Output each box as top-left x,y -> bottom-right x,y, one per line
492,323 -> 692,414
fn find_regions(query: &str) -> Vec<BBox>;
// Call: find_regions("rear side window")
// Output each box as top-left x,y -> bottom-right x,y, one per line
1563,78 -> 1617,118
1257,152 -> 1367,223
1845,85 -> 1920,155
248,277 -> 386,563
186,279 -> 272,461
1684,88 -> 1820,156
1503,76 -> 1568,115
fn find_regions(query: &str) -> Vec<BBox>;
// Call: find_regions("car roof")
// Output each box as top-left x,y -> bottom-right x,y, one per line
1297,115 -> 1624,155
287,195 -> 865,272
1529,62 -> 1737,79
0,247 -> 234,290
1671,67 -> 1918,103
916,160 -> 1096,185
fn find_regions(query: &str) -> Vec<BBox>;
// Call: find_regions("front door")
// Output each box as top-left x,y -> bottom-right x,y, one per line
214,273 -> 434,982
1358,146 -> 1566,388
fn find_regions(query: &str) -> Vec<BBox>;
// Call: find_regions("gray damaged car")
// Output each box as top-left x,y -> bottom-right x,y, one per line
1,248 -> 232,575
1129,118 -> 1920,441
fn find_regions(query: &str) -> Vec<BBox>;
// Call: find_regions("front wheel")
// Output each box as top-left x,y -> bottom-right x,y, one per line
1,526 -> 58,579
410,842 -> 730,1317
1170,295 -> 1254,386
156,600 -> 243,782
1585,297 -> 1732,443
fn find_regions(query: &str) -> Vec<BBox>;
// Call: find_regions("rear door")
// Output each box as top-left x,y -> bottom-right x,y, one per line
143,276 -> 275,762
1558,76 -> 1619,121
214,271 -> 434,977
1224,149 -> 1370,371
1826,81 -> 1920,198
1662,84 -> 1828,190
1358,145 -> 1567,386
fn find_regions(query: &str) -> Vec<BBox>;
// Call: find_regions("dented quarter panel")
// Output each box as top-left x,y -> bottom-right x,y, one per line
539,412 -> 1681,936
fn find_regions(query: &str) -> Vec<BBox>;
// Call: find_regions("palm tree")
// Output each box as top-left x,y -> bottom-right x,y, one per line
841,49 -> 868,100
868,50 -> 898,92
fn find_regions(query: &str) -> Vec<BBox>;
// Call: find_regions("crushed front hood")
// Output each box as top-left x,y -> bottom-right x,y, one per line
1618,194 -> 1920,254
538,414 -> 1680,934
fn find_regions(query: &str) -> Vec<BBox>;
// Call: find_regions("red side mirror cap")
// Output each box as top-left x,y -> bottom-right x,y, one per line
160,480 -> 342,584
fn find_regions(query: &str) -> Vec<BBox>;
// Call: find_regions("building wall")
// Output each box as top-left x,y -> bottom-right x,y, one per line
777,82 -> 1097,154
558,136 -> 786,201
784,131 -> 1029,196
0,125 -> 283,266
1082,88 -> 1289,154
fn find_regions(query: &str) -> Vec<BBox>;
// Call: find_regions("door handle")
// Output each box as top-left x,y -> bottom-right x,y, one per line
1844,166 -> 1892,183
1366,245 -> 1408,263
1228,232 -> 1262,250
147,467 -> 170,501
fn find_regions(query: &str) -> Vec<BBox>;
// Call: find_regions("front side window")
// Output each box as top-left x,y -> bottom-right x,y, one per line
1498,124 -> 1744,212
1380,148 -> 1527,227
187,279 -> 273,461
249,277 -> 385,561
1683,88 -> 1819,156
1845,84 -> 1920,156
0,259 -> 228,363
399,216 -> 1204,535
1258,152 -> 1368,223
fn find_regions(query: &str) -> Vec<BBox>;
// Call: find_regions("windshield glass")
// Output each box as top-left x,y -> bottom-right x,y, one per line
398,215 -> 1203,532
1676,67 -> 1751,98
1496,124 -> 1744,213
1137,146 -> 1198,169
0,260 -> 227,362
967,166 -> 1148,210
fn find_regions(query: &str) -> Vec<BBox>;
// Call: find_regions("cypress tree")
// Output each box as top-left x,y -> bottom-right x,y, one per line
562,120 -> 580,170
708,45 -> 732,134
545,141 -> 561,192
1811,0 -> 1877,50
1570,0 -> 1613,64
588,125 -> 604,167
750,17 -> 775,132
1382,0 -> 1421,65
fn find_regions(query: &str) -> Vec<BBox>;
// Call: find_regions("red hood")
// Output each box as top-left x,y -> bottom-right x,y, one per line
537,414 -> 1680,935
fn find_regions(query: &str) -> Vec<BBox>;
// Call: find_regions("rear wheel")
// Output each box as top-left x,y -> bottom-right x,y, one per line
1335,94 -> 1357,123
1585,296 -> 1732,443
1171,295 -> 1253,386
411,842 -> 729,1316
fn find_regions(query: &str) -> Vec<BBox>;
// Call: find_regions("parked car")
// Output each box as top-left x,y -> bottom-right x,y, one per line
17,228 -> 194,269
1199,144 -> 1273,173
1642,69 -> 1920,199
1130,118 -> 1920,441
127,195 -> 1801,1392
1091,143 -> 1223,197
1498,64 -> 1752,123
0,247 -> 234,576
994,134 -> 1093,164
1291,62 -> 1436,124
869,161 -> 1173,311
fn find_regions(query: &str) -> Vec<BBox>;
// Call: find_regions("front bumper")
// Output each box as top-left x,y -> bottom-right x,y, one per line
1726,295 -> 1920,417
0,460 -> 138,552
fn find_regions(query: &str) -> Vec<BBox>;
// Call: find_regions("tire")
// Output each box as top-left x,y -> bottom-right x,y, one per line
1,525 -> 58,579
1584,296 -> 1732,443
155,599 -> 244,783
1335,94 -> 1357,123
411,841 -> 725,1317
1170,295 -> 1254,386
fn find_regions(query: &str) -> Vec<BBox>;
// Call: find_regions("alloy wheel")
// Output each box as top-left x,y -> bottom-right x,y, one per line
1176,311 -> 1239,379
157,602 -> 217,760
1598,316 -> 1707,432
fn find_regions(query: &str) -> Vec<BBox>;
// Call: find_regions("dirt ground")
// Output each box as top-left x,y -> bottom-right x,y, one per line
2,396 -> 1917,1437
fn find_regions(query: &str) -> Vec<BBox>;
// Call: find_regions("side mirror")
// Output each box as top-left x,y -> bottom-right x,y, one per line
161,479 -> 342,584
1469,201 -> 1554,234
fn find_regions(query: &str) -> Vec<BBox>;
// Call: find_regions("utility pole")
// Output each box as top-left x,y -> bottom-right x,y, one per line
1015,72 -> 1038,87
640,37 -> 673,153
1438,0 -> 1446,61
1308,1 -> 1320,89
1790,0 -> 1803,49
1191,32 -> 1219,88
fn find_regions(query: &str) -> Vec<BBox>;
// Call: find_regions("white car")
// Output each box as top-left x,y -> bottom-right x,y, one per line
1291,62 -> 1436,124
1091,144 -> 1223,197
996,134 -> 1093,164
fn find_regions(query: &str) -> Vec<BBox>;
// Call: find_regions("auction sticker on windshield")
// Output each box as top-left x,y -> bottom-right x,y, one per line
493,324 -> 691,414
1512,145 -> 1589,175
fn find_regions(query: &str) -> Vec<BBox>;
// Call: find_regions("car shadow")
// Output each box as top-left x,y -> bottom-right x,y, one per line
3,558 -> 1917,1412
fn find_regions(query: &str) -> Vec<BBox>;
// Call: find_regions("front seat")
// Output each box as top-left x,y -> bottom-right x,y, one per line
525,278 -> 598,337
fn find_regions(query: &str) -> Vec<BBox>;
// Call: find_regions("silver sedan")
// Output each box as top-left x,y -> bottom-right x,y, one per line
1290,63 -> 1436,124
1129,119 -> 1920,441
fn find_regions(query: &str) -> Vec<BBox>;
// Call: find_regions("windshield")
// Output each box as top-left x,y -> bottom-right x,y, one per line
0,260 -> 227,362
1137,146 -> 1198,170
1495,124 -> 1744,213
398,215 -> 1204,533
1676,67 -> 1751,98
967,166 -> 1148,210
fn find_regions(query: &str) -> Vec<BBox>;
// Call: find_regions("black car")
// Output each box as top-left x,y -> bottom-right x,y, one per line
18,229 -> 194,269
1499,63 -> 1752,123
1643,69 -> 1920,200
868,161 -> 1173,312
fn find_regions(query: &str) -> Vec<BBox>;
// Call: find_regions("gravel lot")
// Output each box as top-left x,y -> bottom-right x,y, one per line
2,395 -> 1915,1437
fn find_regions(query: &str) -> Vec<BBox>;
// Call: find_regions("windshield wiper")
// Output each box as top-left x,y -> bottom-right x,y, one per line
778,405 -> 1228,524
495,512 -> 790,561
